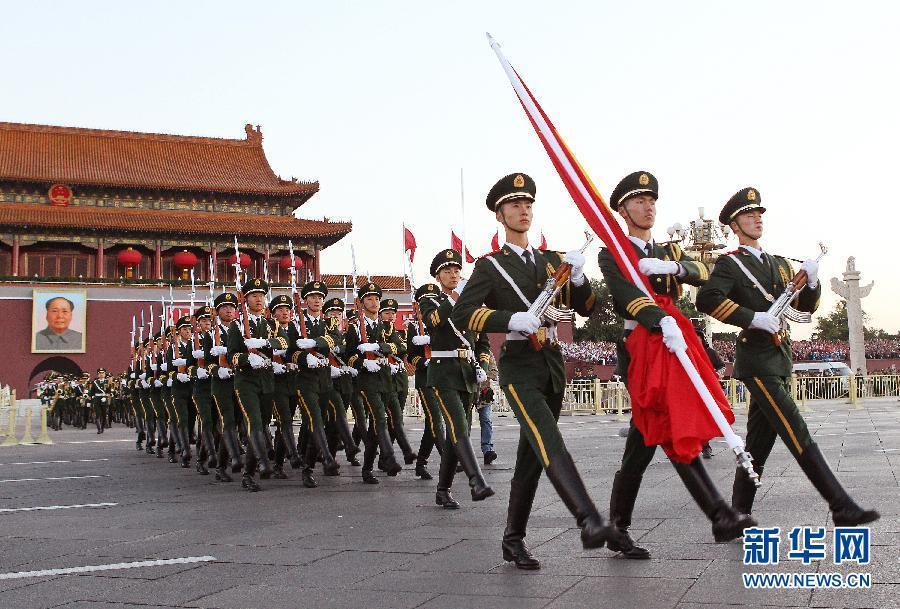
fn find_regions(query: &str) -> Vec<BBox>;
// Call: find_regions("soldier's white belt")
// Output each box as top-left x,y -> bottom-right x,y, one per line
430,349 -> 473,359
506,326 -> 558,342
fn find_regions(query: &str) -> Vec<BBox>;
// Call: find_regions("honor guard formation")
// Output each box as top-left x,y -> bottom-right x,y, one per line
48,173 -> 878,570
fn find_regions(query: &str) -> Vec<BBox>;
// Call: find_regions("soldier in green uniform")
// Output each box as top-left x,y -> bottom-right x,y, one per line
136,339 -> 157,454
290,280 -> 343,487
266,294 -> 304,479
378,298 -> 417,465
161,328 -> 182,464
452,172 -> 631,569
345,282 -> 404,483
208,292 -> 243,482
324,298 -> 362,466
149,333 -> 170,460
407,293 -> 444,481
227,278 -> 284,491
696,187 -> 879,526
420,248 -> 495,508
89,368 -> 110,434
170,316 -> 195,468
599,171 -> 755,558
188,305 -> 216,476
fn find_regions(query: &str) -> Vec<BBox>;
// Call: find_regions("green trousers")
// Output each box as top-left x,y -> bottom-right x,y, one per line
193,384 -> 215,432
233,375 -> 268,434
431,387 -> 473,445
502,381 -> 566,477
741,375 -> 813,467
211,379 -> 237,430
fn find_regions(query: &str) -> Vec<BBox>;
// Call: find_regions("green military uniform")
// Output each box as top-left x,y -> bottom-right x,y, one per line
407,306 -> 444,481
159,329 -> 182,463
149,337 -> 170,460
323,298 -> 362,465
378,298 -> 416,464
186,305 -> 216,475
88,370 -> 110,434
345,282 -> 404,483
136,341 -> 157,454
600,170 -> 752,555
170,317 -> 195,468
419,250 -> 495,508
265,294 -> 304,479
208,292 -> 243,481
452,172 -> 629,569
696,187 -> 877,526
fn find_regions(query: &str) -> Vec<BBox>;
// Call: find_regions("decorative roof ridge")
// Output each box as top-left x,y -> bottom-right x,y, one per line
0,121 -> 263,148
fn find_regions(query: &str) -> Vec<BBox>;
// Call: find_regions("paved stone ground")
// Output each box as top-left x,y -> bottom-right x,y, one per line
0,398 -> 897,609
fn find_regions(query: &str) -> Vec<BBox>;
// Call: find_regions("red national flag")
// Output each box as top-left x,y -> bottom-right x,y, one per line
450,230 -> 476,263
403,226 -> 417,262
538,232 -> 548,251
490,230 -> 501,252
489,35 -> 741,465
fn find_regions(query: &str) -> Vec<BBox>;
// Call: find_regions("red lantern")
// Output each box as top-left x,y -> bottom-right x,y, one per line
279,254 -> 304,270
117,247 -> 142,278
227,253 -> 251,268
173,250 -> 198,280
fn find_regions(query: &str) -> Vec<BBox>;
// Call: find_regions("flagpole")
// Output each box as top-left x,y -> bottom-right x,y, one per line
401,223 -> 408,293
460,167 -> 467,275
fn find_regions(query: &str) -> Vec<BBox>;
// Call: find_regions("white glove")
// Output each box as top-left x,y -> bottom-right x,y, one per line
750,311 -> 781,334
424,359 -> 429,367
638,258 -> 680,276
272,362 -> 286,375
307,353 -> 324,368
176,373 -> 190,383
173,358 -> 187,367
154,379 -> 163,388
390,363 -> 400,374
192,349 -> 204,359
508,312 -> 541,334
659,316 -> 687,353
197,368 -> 208,380
363,359 -> 381,373
412,334 -> 430,346
150,363 -> 158,371
348,367 -> 359,377
273,349 -> 286,357
564,250 -> 586,286
340,365 -> 352,375
141,379 -> 150,389
476,366 -> 488,383
161,362 -> 168,371
296,338 -> 317,349
244,338 -> 267,349
801,259 -> 819,289
248,353 -> 267,369
139,373 -> 146,380
330,365 -> 341,378
210,345 -> 227,356
357,342 -> 380,353
217,367 -> 232,380
130,373 -> 136,380
166,378 -> 173,387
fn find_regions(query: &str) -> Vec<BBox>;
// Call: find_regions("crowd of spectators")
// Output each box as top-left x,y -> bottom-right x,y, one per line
563,337 -> 900,364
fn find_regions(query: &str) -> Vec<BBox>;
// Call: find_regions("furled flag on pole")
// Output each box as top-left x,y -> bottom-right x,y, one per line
403,224 -> 417,262
538,232 -> 548,251
487,34 -> 756,480
450,230 -> 476,263
490,230 -> 501,252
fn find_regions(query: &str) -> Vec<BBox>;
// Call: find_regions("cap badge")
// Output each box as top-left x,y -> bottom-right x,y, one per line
639,173 -> 650,186
513,175 -> 525,188
254,279 -> 261,286
747,189 -> 757,201
369,283 -> 375,290
446,250 -> 453,259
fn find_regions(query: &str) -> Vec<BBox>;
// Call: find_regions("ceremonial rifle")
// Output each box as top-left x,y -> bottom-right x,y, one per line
351,243 -> 376,361
190,269 -> 205,368
768,242 -> 827,346
234,237 -> 266,363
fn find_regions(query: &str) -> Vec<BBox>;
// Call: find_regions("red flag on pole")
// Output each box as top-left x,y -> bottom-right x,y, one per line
538,232 -> 548,251
490,230 -> 501,252
404,225 -> 417,262
450,230 -> 476,263
488,34 -> 750,469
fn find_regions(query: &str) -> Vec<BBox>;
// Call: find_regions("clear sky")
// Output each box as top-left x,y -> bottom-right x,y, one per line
3,1 -> 898,338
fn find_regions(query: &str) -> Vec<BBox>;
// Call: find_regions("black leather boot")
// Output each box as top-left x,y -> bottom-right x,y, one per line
452,439 -> 495,501
179,426 -> 192,468
375,423 -> 402,476
797,443 -> 879,526
272,463 -> 288,479
362,468 -> 379,484
157,417 -> 168,448
502,478 -> 541,570
415,463 -> 433,480
222,429 -> 243,473
201,429 -> 218,469
335,413 -> 361,461
196,457 -> 209,475
607,471 -> 651,559
435,446 -> 460,509
732,465 -> 763,515
393,419 -> 417,465
672,457 -> 757,542
545,451 -> 630,551
279,420 -> 304,469
249,430 -> 274,478
302,464 -> 318,488
311,423 -> 340,476
241,472 -> 260,492
215,466 -> 232,482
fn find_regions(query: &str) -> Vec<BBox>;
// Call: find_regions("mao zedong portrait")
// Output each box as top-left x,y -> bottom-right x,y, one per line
34,296 -> 83,351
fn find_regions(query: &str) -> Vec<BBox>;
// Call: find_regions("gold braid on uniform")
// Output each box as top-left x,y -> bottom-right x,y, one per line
709,298 -> 740,322
625,297 -> 655,318
468,307 -> 494,332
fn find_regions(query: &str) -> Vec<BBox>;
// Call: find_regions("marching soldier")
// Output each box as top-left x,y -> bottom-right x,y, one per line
599,171 -> 755,558
188,305 -> 217,476
452,172 -> 631,569
137,338 -> 157,454
291,280 -> 342,486
325,297 -> 362,466
159,329 -> 180,463
89,368 -> 110,434
170,317 -> 195,468
379,298 -> 417,465
419,248 -> 495,508
407,297 -> 444,481
267,294 -> 304,479
696,187 -> 879,526
209,292 -> 243,482
345,282 -> 404,483
227,278 -> 282,491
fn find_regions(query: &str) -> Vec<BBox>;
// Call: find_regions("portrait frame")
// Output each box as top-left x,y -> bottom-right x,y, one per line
31,289 -> 87,354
